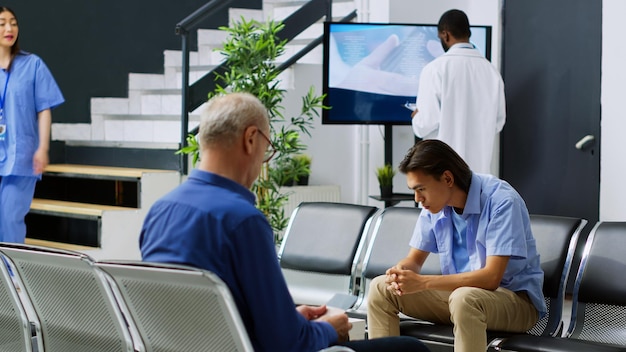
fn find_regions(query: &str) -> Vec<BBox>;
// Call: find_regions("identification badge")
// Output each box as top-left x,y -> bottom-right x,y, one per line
0,123 -> 5,141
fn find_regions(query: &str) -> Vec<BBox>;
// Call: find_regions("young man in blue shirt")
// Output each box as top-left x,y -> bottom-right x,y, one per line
367,139 -> 545,352
140,92 -> 428,352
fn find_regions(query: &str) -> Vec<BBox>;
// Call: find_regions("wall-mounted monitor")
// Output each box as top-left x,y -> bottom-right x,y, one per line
322,22 -> 492,125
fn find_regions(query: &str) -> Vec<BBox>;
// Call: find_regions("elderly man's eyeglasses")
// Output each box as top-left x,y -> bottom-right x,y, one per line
257,129 -> 277,163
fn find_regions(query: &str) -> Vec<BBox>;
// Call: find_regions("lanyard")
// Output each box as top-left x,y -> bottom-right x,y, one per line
456,43 -> 475,49
0,70 -> 10,118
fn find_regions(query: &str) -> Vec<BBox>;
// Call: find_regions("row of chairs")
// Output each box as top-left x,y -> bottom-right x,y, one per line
0,244 -> 254,352
487,221 -> 626,352
2,201 -> 626,351
277,202 -> 626,351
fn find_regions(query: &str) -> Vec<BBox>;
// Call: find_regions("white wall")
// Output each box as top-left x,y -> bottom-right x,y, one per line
600,0 -> 626,221
281,64 -> 362,203
384,0 -> 503,206
284,0 -> 502,208
289,0 -> 625,221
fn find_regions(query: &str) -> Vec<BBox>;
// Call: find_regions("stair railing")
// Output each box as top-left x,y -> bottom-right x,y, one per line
175,0 -> 356,174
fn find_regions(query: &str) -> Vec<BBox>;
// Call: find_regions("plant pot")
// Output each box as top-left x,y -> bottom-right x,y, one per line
380,185 -> 393,198
280,177 -> 295,187
296,175 -> 309,186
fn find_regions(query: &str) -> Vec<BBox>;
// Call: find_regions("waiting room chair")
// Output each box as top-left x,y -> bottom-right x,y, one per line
95,261 -> 254,352
277,202 -> 378,306
399,214 -> 587,352
491,221 -> 626,352
347,206 -> 440,320
0,254 -> 36,352
0,243 -> 141,352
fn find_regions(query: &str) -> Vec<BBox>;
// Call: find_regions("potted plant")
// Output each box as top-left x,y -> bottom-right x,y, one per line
292,154 -> 312,186
376,164 -> 396,198
276,154 -> 311,186
179,17 -> 326,245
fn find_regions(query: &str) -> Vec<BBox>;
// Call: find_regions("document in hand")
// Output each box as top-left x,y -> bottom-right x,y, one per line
325,293 -> 358,310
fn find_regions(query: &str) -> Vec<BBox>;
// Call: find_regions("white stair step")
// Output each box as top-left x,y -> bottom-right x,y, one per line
270,1 -> 356,21
197,46 -> 226,66
163,50 -> 199,68
279,45 -> 323,65
91,97 -> 129,115
96,113 -> 201,122
129,89 -> 181,115
62,139 -> 182,150
139,93 -> 183,115
61,1 -> 336,150
197,29 -> 229,65
101,118 -> 200,144
163,64 -> 214,89
128,73 -> 166,90
53,115 -> 199,143
197,29 -> 230,47
51,123 -> 92,142
229,8 -> 266,23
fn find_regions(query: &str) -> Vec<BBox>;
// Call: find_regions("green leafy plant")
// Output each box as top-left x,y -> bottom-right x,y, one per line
375,164 -> 396,187
274,154 -> 311,186
179,17 -> 327,244
291,154 -> 312,183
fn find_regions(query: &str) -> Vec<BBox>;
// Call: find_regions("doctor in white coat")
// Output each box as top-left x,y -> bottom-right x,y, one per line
411,9 -> 505,175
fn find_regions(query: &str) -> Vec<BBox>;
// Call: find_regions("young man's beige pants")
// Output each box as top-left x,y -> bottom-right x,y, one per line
367,275 -> 539,352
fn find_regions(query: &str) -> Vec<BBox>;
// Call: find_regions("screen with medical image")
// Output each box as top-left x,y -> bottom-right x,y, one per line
322,22 -> 492,125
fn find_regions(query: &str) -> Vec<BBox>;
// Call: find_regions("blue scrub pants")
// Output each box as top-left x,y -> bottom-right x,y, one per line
0,175 -> 37,243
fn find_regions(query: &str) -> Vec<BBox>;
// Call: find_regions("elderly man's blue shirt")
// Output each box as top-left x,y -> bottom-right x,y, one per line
140,169 -> 337,351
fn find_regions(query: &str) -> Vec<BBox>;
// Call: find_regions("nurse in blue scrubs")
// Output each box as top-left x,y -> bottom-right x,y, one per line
0,6 -> 64,243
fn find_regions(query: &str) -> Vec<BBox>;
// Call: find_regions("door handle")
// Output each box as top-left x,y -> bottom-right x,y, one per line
575,135 -> 595,150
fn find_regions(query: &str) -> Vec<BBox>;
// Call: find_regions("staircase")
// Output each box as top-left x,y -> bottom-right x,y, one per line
51,0 -> 357,152
30,0 -> 357,260
27,165 -> 179,260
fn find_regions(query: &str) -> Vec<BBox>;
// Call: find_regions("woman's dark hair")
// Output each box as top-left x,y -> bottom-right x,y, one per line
0,6 -> 20,57
399,139 -> 472,193
438,9 -> 471,40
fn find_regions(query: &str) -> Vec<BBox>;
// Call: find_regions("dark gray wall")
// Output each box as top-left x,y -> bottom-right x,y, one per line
3,0 -> 261,124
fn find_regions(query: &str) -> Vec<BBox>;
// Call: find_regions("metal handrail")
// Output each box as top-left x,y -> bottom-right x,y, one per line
175,0 -> 236,35
175,0 -> 237,175
175,0 -> 356,174
277,9 -> 356,72
187,8 -> 356,138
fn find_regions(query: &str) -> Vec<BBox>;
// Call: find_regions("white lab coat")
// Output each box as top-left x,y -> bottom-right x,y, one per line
412,43 -> 506,174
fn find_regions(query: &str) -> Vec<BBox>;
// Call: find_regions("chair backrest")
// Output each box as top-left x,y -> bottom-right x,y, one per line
351,207 -> 440,315
0,256 -> 32,352
361,207 -> 440,278
527,214 -> 587,336
399,214 -> 587,349
0,243 -> 137,352
566,221 -> 626,345
95,261 -> 254,352
277,202 -> 378,305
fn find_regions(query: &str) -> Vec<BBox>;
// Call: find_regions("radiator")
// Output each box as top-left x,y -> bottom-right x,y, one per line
280,185 -> 341,219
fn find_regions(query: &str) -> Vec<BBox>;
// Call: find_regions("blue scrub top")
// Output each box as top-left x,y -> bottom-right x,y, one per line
0,51 -> 64,176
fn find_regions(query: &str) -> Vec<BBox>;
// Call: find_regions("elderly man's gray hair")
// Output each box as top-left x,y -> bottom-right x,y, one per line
199,92 -> 269,148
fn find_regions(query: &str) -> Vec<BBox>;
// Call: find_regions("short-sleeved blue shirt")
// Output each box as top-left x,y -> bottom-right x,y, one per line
0,52 -> 64,176
409,173 -> 547,317
140,169 -> 337,351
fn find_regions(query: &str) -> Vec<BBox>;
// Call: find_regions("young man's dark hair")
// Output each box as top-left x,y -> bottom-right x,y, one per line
437,9 -> 471,39
399,139 -> 472,194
